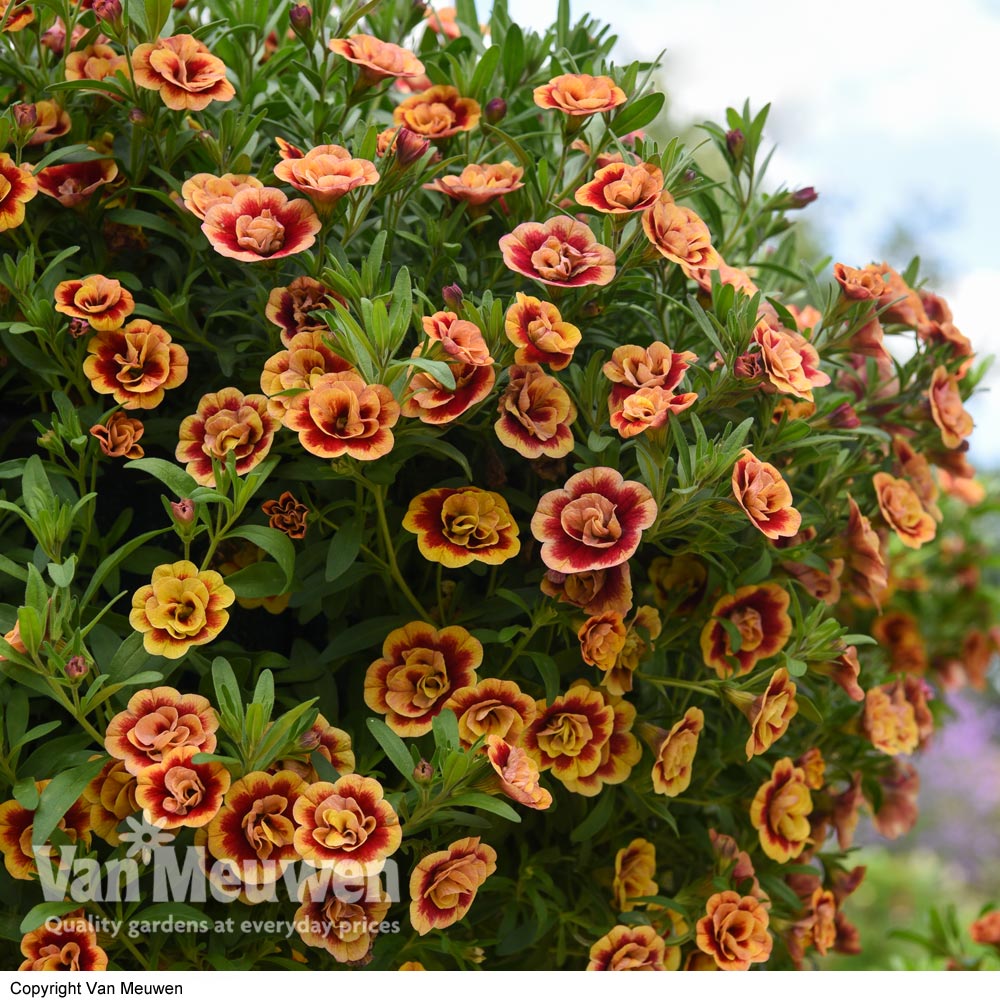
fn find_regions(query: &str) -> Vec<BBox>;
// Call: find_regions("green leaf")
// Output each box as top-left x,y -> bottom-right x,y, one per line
32,758 -> 107,847
212,657 -> 243,734
524,651 -> 560,703
432,708 -> 460,751
46,556 -> 76,589
324,516 -> 362,583
133,902 -> 213,927
571,788 -> 615,842
610,92 -> 665,137
20,902 -> 82,935
107,631 -> 163,683
388,354 -> 456,391
13,777 -> 40,811
501,22 -> 524,84
367,718 -> 418,786
840,633 -> 877,647
783,653 -> 808,678
81,527 -> 169,606
228,525 -> 295,592
124,458 -> 198,499
252,670 -> 275,721
20,455 -> 49,520
445,792 -> 521,823
225,562 -> 287,599
797,694 -> 823,724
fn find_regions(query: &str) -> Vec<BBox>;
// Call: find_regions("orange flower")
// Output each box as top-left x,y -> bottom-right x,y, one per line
533,73 -> 626,115
709,828 -> 762,899
206,770 -> 307,883
279,713 -> 355,781
135,745 -> 231,829
575,161 -> 663,214
500,216 -> 615,288
871,761 -> 919,839
495,363 -> 576,458
578,611 -> 627,672
522,683 -> 615,785
0,0 -> 33,31
260,330 -> 354,418
872,610 -> 927,674
732,448 -> 802,540
833,262 -> 884,300
648,553 -> 707,615
873,471 -> 936,549
610,385 -> 696,438
642,196 -> 721,277
129,561 -> 235,659
293,774 -> 401,871
788,887 -> 838,961
444,677 -> 536,747
752,319 -> 830,400
424,161 -> 525,205
409,836 -> 497,935
531,467 -> 657,574
23,100 -> 70,144
504,293 -> 581,370
541,563 -> 633,617
701,583 -> 791,678
484,736 -> 553,810
109,686 -> 219,777
403,486 -> 520,568
19,912 -> 108,972
421,310 -> 493,366
696,891 -> 772,971
424,5 -> 461,38
274,145 -> 379,209
180,172 -> 263,220
862,683 -> 919,756
65,42 -> 127,82
265,277 -> 345,344
750,757 -> 813,863
843,495 -> 888,606
643,706 -> 703,797
561,686 -> 640,796
282,371 -> 399,461
132,34 -> 235,111
401,354 -> 495,424
82,759 -> 139,845
587,925 -> 670,971
90,411 -> 144,458
928,365 -> 973,448
55,274 -> 135,330
36,158 -> 118,207
597,605 -> 661,696
0,781 -> 91,880
744,668 -> 798,759
329,33 -> 424,81
83,320 -> 189,410
295,871 -> 392,964
603,341 -> 697,406
262,491 -> 309,538
893,437 -> 941,521
815,644 -> 864,702
392,85 -> 480,138
202,186 -> 320,261
612,838 -> 658,912
364,621 -> 482,736
176,387 -> 279,486
874,262 -> 927,328
970,911 -> 1000,946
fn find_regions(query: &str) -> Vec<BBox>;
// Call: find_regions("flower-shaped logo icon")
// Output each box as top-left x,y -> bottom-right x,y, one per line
118,815 -> 174,864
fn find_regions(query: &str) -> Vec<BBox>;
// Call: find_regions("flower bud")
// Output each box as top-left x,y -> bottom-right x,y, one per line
299,729 -> 321,750
65,655 -> 89,680
13,103 -> 37,129
485,98 -> 507,124
92,0 -> 122,23
128,107 -> 151,127
733,351 -> 764,381
394,127 -> 430,166
790,186 -> 818,208
67,318 -> 90,339
684,168 -> 697,182
170,498 -> 196,523
289,3 -> 312,36
725,128 -> 745,163
441,283 -> 463,309
413,759 -> 434,784
827,402 -> 861,429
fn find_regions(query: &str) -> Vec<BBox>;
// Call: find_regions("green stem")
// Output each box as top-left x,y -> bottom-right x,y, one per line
370,483 -> 431,619
640,675 -> 720,699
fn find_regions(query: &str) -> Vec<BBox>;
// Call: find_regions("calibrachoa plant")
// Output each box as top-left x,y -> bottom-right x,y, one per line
0,0 -> 997,973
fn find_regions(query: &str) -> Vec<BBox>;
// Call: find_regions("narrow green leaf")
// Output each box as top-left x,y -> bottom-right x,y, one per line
445,791 -> 521,823
324,516 -> 362,583
367,717 -> 418,786
32,758 -> 107,847
228,525 -> 295,592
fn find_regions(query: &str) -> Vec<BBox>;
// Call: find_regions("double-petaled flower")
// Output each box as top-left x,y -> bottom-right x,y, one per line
641,706 -> 703,797
421,310 -> 493,366
873,471 -> 936,549
531,467 -> 657,574
129,561 -> 235,658
176,387 -> 279,486
55,274 -> 134,330
274,143 -> 379,211
329,33 -> 424,81
575,161 -> 663,214
444,677 -> 536,747
642,195 -> 720,277
500,216 -> 616,288
135,745 -> 231,829
83,759 -> 139,845
504,293 -> 581,370
560,685 -> 640,796
364,621 -> 482,736
265,276 -> 344,345
83,320 -> 188,410
293,775 -> 401,871
18,912 -> 108,972
612,838 -> 658,912
495,363 -> 576,458
261,330 -> 354,419
424,161 -> 524,205
409,836 -> 497,935
282,371 -> 399,461
393,85 -> 480,138
862,682 -> 919,756
261,491 -> 309,538
202,186 -> 320,262
587,925 -> 670,971
732,449 -> 802,540
928,365 -> 973,449
294,871 -> 392,964
533,73 -> 626,116
90,411 -> 145,459
752,319 -> 830,401
750,757 -> 813,863
401,352 -> 495,424
484,736 -> 553,810
701,583 -> 792,678
132,34 -> 235,111
695,892 -> 772,971
180,172 -> 263,220
742,668 -> 798,759
36,159 -> 117,207
0,781 -> 91,880
541,563 -> 633,616
404,486 -> 520,567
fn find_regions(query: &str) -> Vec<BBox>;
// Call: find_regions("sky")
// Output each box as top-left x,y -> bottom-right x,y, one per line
502,0 -> 1000,467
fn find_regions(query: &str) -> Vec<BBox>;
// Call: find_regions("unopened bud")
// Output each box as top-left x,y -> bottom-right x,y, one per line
289,3 -> 312,34
827,402 -> 861,429
733,351 -> 763,381
441,283 -> 463,309
413,759 -> 434,784
394,127 -> 429,166
68,318 -> 90,339
171,498 -> 196,523
683,168 -> 697,182
65,655 -> 89,680
92,0 -> 122,23
13,103 -> 37,129
299,728 -> 321,750
725,128 -> 745,163
128,107 -> 150,127
789,186 -> 818,209
485,98 -> 507,124
581,300 -> 603,318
